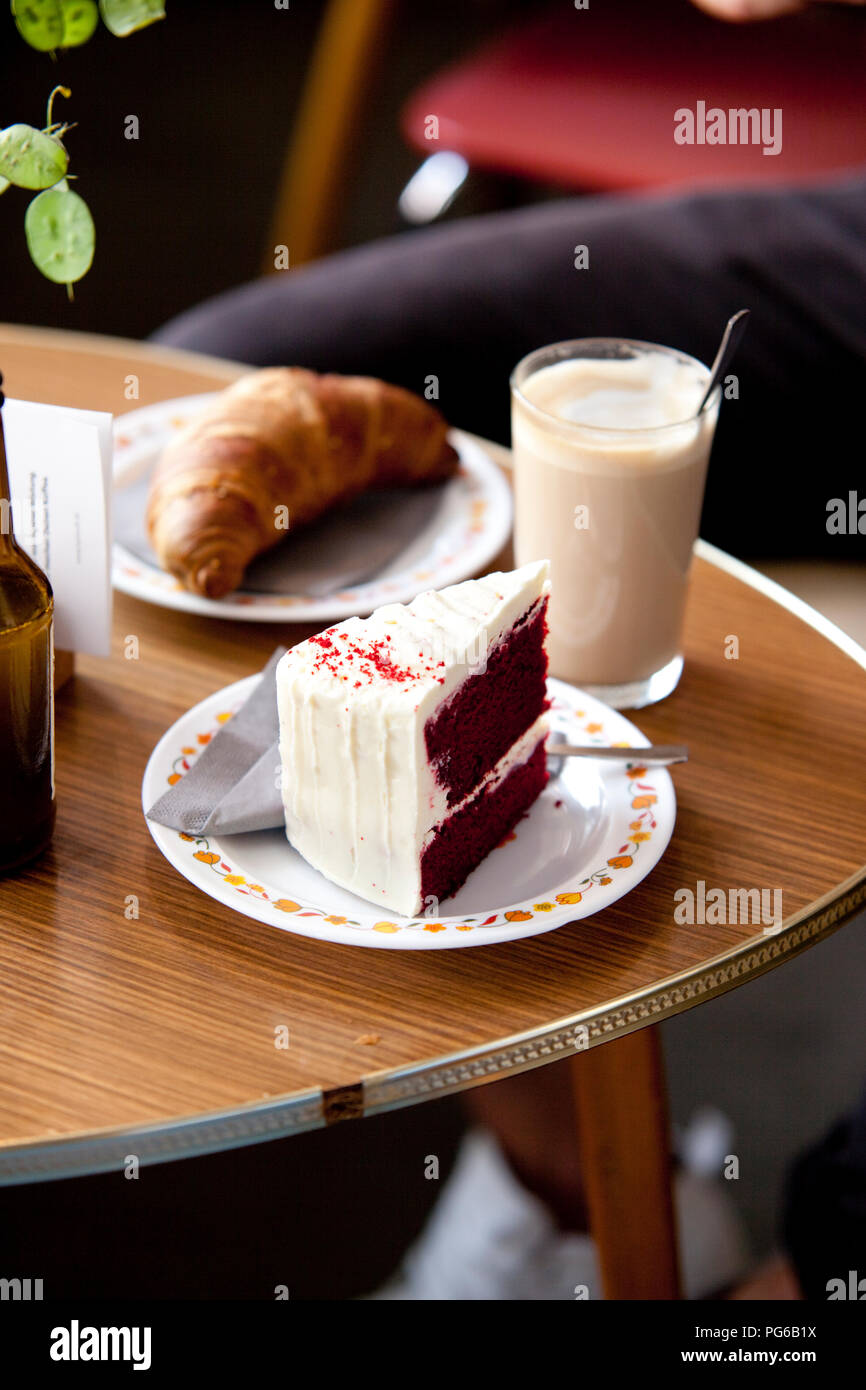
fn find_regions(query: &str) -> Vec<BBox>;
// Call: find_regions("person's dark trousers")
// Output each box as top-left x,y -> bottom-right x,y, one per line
783,1083 -> 866,1301
154,173 -> 866,559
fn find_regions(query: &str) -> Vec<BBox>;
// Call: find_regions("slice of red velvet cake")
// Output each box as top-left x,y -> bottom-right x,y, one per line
276,561 -> 550,915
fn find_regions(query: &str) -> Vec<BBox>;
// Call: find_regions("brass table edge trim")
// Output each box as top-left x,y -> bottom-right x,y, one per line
361,868 -> 866,1115
2,869 -> 862,1184
0,1089 -> 324,1187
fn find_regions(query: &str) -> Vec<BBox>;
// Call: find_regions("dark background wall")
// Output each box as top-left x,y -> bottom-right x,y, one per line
0,0 -> 531,340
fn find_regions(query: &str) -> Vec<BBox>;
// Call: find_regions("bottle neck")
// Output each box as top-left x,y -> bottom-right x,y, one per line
0,410 -> 16,558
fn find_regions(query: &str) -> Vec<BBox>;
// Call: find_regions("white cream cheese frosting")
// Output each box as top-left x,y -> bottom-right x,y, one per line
276,561 -> 550,916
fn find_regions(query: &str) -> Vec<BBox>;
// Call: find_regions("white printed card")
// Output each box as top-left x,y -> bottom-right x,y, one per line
3,397 -> 113,657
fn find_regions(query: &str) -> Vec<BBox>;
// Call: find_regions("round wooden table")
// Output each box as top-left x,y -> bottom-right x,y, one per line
1,324 -> 864,1299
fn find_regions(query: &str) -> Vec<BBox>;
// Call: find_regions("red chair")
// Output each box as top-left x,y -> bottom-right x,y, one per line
400,0 -> 866,214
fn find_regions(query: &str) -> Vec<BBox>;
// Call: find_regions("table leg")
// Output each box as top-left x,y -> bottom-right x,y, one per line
569,1025 -> 681,1299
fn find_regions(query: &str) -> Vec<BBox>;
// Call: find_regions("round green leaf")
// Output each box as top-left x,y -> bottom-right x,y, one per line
25,187 -> 95,285
0,124 -> 68,191
99,0 -> 165,38
60,0 -> 99,45
11,0 -> 64,51
0,176 -> 9,197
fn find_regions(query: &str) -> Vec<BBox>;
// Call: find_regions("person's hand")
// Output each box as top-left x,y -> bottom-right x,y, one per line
691,0 -> 864,20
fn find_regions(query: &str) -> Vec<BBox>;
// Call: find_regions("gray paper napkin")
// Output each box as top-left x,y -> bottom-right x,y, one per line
115,470 -> 447,598
146,648 -> 286,836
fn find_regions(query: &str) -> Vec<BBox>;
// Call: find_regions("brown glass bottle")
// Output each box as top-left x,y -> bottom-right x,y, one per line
0,377 -> 55,873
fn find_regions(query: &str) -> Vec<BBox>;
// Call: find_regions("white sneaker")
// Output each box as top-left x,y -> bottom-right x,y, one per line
369,1128 -> 750,1300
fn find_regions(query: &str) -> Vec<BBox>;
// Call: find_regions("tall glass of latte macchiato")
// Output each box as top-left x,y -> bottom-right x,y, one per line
510,338 -> 720,709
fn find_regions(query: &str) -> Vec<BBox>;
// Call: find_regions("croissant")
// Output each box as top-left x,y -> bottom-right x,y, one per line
146,367 -> 459,599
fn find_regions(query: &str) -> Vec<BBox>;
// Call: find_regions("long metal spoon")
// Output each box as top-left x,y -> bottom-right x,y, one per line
548,742 -> 688,766
698,308 -> 750,413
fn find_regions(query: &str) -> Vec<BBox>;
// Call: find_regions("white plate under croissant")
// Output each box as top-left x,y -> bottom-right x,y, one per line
112,381 -> 513,623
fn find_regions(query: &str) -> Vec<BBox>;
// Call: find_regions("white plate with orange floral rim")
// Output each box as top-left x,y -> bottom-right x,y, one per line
112,394 -> 513,622
142,674 -> 676,950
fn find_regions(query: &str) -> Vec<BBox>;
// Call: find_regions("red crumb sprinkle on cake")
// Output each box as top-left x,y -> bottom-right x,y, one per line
307,630 -> 445,685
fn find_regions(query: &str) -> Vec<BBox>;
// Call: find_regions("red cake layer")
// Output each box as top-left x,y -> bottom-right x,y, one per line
424,597 -> 548,808
419,740 -> 548,906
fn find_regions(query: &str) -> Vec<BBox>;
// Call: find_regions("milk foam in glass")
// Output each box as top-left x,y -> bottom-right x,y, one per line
510,339 -> 720,708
